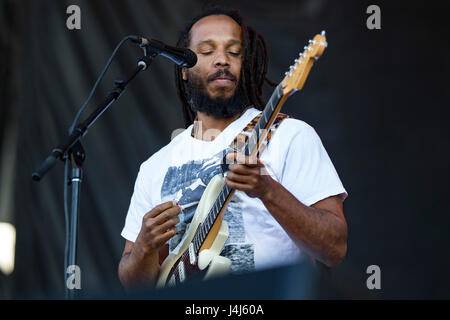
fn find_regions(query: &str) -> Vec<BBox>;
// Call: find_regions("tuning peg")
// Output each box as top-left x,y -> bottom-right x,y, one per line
289,65 -> 297,70
321,30 -> 326,36
308,39 -> 316,44
294,58 -> 301,63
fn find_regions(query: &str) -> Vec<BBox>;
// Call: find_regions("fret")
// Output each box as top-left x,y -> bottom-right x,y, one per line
203,223 -> 208,237
206,212 -> 211,227
193,236 -> 198,252
219,195 -> 224,210
245,84 -> 283,156
198,225 -> 203,242
196,234 -> 200,249
197,225 -> 203,243
263,84 -> 281,127
211,206 -> 217,222
202,224 -> 206,240
207,212 -> 212,228
211,206 -> 216,221
214,201 -> 219,215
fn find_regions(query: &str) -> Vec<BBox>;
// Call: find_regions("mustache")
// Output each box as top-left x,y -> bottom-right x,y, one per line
206,69 -> 237,83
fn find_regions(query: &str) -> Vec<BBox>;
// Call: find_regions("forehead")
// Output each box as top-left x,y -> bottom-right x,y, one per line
189,14 -> 242,46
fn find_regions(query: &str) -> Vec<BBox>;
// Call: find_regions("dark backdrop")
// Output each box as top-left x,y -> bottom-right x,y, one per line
1,0 -> 449,299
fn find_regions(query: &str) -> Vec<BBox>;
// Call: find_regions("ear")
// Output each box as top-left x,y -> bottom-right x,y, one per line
182,68 -> 187,81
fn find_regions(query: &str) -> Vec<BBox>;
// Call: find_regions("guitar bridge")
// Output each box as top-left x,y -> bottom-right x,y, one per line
178,260 -> 186,283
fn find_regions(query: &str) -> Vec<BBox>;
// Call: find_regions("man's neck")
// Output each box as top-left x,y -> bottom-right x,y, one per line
192,109 -> 247,141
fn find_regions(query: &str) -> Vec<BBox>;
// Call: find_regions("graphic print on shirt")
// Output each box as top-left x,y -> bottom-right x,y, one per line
160,150 -> 255,274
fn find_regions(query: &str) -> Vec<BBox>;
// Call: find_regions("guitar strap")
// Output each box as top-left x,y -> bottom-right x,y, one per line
222,111 -> 292,173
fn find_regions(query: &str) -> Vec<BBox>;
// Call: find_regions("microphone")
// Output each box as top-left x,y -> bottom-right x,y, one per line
130,36 -> 197,68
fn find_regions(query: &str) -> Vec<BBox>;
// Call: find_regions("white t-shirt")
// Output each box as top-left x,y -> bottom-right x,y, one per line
121,107 -> 347,273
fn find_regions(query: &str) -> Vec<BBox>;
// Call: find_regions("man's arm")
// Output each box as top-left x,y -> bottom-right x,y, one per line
224,154 -> 347,267
118,240 -> 159,289
118,201 -> 180,290
260,180 -> 347,267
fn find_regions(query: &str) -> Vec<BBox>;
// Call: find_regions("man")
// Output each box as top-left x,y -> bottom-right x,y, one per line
118,7 -> 348,290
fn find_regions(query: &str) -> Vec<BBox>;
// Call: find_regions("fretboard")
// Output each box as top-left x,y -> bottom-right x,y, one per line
245,83 -> 283,155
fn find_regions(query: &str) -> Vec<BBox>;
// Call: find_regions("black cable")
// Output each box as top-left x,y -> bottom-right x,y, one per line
68,36 -> 134,134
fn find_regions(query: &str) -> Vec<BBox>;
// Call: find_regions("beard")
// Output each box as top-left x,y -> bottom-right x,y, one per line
184,69 -> 249,119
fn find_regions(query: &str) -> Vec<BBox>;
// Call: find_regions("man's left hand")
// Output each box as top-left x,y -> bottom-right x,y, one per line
224,153 -> 274,200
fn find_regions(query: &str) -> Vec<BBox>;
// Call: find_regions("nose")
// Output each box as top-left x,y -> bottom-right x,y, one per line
213,48 -> 230,68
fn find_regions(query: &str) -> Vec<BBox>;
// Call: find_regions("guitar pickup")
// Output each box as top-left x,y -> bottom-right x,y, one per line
189,243 -> 196,265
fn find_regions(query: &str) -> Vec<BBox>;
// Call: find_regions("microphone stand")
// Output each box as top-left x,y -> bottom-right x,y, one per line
67,141 -> 84,300
32,48 -> 156,299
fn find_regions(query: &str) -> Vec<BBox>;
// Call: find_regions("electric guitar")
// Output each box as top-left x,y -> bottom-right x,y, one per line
156,31 -> 328,288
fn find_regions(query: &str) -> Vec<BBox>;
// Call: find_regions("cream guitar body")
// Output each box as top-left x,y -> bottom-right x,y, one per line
156,174 -> 232,288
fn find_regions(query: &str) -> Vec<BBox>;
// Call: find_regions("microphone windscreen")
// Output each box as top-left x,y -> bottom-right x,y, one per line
184,49 -> 197,68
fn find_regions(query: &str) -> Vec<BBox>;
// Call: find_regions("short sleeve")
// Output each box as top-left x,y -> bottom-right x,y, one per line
279,122 -> 347,206
121,164 -> 154,242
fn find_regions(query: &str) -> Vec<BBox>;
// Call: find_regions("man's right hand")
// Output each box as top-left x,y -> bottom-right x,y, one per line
118,201 -> 181,289
134,201 -> 181,255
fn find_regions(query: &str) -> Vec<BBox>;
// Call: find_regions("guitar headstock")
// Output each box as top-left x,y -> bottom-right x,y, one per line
281,31 -> 327,96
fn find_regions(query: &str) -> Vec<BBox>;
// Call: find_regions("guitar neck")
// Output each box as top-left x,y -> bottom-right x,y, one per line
245,83 -> 287,156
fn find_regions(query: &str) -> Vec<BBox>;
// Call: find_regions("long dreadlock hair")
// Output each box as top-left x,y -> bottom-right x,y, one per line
174,6 -> 277,128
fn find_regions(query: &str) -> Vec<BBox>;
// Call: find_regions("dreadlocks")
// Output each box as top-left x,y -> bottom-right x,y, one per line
174,6 -> 277,128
